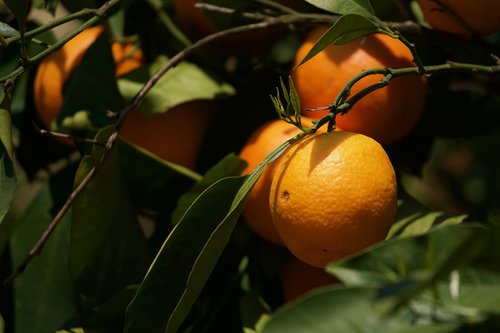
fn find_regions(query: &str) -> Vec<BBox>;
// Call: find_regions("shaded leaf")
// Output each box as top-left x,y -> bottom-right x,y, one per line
295,14 -> 384,68
125,140 -> 293,333
3,0 -> 28,27
70,128 -> 149,300
10,185 -> 77,333
0,92 -> 16,226
117,55 -> 235,116
58,33 -> 122,130
171,153 -> 247,225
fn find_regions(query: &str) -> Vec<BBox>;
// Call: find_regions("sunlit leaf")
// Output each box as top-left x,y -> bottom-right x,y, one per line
70,128 -> 150,300
117,55 -> 235,116
295,14 -> 383,68
305,0 -> 376,17
262,286 -> 459,333
0,21 -> 19,37
10,185 -> 77,333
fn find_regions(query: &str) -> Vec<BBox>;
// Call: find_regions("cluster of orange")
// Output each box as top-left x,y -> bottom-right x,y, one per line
33,0 -> 500,303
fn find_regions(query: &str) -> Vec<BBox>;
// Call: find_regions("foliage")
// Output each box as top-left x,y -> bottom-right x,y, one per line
0,0 -> 500,332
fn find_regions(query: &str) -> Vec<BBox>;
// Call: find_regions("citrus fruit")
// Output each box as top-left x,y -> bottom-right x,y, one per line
34,26 -> 143,130
239,117 -> 326,245
292,26 -> 427,146
269,130 -> 397,268
279,256 -> 339,303
418,0 -> 500,38
119,101 -> 217,169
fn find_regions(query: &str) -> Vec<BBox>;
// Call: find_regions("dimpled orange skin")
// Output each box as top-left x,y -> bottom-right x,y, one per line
292,27 -> 427,146
34,26 -> 143,130
418,0 -> 500,38
240,118 -> 327,245
270,131 -> 397,268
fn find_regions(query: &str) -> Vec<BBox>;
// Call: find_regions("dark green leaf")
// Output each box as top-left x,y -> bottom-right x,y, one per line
70,128 -> 149,300
287,76 -> 301,118
262,286 -> 459,333
125,139 -> 292,333
117,55 -> 235,116
10,185 -> 77,333
124,176 -> 247,332
295,14 -> 382,68
3,0 -> 28,27
305,0 -> 375,17
57,33 -> 123,131
118,138 -> 199,210
171,153 -> 246,225
0,92 -> 16,226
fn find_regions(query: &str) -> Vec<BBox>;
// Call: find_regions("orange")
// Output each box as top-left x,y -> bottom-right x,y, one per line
418,0 -> 500,38
292,26 -> 427,146
239,118 -> 326,245
34,26 -> 143,130
269,131 -> 397,268
119,101 -> 217,169
279,256 -> 339,303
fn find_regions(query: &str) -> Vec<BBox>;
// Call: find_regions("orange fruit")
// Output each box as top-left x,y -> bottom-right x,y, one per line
279,256 -> 339,303
292,26 -> 427,146
119,101 -> 217,169
418,0 -> 500,38
34,26 -> 143,130
269,131 -> 397,268
239,118 -> 326,245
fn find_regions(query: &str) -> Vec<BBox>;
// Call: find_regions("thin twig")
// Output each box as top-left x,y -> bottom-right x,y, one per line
37,127 -> 105,146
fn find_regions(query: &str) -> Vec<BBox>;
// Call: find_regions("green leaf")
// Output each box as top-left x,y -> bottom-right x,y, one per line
0,91 -> 16,226
3,0 -> 28,27
0,21 -> 19,37
10,185 -> 77,333
171,153 -> 247,225
58,33 -> 123,130
124,139 -> 293,333
117,138 -> 199,210
295,14 -> 382,68
327,224 -> 488,289
287,76 -> 301,118
305,0 -> 376,17
124,176 -> 246,332
389,212 -> 467,239
117,55 -> 235,116
262,286 -> 459,333
70,128 -> 150,300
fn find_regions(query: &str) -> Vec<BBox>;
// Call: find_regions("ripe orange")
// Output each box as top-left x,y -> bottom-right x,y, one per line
34,26 -> 143,130
292,26 -> 427,146
269,131 -> 397,268
418,0 -> 500,38
119,101 -> 217,169
239,118 -> 326,245
279,256 -> 339,303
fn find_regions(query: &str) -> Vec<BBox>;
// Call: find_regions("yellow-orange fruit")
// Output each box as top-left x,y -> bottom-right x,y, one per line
270,131 -> 397,268
239,118 -> 326,245
292,26 -> 427,146
418,0 -> 500,38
